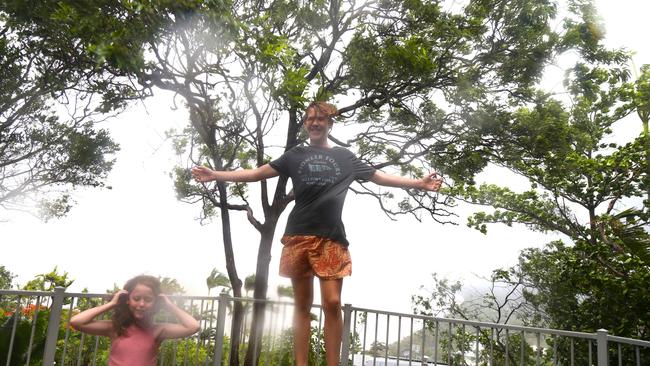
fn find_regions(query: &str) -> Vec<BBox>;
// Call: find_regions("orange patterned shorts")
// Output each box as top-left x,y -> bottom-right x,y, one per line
279,235 -> 352,279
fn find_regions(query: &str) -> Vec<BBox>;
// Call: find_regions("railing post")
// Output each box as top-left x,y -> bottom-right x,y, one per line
212,292 -> 229,366
597,329 -> 609,366
340,303 -> 353,366
42,287 -> 65,366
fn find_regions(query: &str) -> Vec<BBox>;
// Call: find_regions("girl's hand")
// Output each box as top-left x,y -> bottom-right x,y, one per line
158,293 -> 174,308
109,290 -> 128,306
421,172 -> 443,192
191,166 -> 216,182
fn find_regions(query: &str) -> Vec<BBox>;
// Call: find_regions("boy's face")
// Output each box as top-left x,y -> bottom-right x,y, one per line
303,107 -> 332,144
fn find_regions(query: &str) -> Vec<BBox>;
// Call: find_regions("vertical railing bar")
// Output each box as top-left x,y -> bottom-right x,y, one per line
362,312 -> 369,366
384,314 -> 390,364
552,335 -> 557,366
6,295 -> 23,366
490,327 -> 494,366
316,307 -> 324,366
212,293 -> 228,366
197,299 -> 204,365
421,320 -> 426,365
341,304 -> 353,366
447,323 -> 452,366
76,332 -> 86,366
596,329 -> 608,366
635,345 -> 640,366
505,328 -> 509,366
25,295 -> 42,366
408,317 -> 413,366
352,310 -> 358,366
570,338 -> 574,366
264,302 -> 275,366
172,339 -> 178,366
617,343 -> 622,366
91,335 -> 100,366
462,324 -> 466,365
475,327 -> 479,366
290,301 -> 295,366
197,299 -> 204,366
207,297 -> 216,366
520,330 -> 525,366
43,287 -> 65,366
61,299 -> 76,366
183,298 -> 193,366
433,321 -> 439,366
279,301 -> 287,366
242,301 -> 248,359
536,332 -> 540,366
588,339 -> 593,365
396,316 -> 401,366
373,312 -> 379,366
162,305 -> 172,366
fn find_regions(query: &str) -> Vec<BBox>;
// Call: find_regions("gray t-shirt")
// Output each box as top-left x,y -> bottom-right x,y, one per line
270,145 -> 376,246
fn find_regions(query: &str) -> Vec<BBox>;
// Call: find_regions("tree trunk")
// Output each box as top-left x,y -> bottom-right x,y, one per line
243,224 -> 277,366
215,180 -> 245,366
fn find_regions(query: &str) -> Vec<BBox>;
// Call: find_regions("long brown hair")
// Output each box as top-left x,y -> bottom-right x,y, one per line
111,275 -> 161,336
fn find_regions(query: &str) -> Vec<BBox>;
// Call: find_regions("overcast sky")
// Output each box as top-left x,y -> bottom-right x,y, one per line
3,0 -> 649,315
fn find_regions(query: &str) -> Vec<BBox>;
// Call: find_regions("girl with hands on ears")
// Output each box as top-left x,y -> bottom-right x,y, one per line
69,275 -> 200,366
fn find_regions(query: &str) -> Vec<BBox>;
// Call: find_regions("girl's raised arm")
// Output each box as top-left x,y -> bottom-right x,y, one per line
191,164 -> 279,183
155,294 -> 201,340
69,291 -> 125,336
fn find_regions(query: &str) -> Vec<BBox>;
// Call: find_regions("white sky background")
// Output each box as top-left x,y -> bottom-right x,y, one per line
2,0 -> 649,314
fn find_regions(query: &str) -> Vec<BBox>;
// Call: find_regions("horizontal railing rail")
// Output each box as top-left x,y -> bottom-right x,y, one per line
1,288 -> 648,366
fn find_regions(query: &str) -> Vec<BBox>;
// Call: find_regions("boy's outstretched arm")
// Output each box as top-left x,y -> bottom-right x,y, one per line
191,164 -> 279,183
369,170 -> 443,191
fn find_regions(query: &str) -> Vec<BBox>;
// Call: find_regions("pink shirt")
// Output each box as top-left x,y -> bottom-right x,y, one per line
109,324 -> 159,366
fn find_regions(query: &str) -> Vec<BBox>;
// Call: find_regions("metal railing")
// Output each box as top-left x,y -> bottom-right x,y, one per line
1,288 -> 649,365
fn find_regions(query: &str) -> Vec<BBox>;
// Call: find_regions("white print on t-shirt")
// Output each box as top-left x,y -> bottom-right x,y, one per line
297,154 -> 342,186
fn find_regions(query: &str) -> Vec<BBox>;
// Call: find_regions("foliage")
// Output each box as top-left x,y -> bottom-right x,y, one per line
0,3 -> 122,220
159,338 -> 211,366
0,305 -> 49,366
413,4 -> 650,361
4,0 -> 636,364
160,276 -> 186,295
448,54 -> 650,341
0,266 -> 14,290
207,268 -> 232,296
22,266 -> 74,292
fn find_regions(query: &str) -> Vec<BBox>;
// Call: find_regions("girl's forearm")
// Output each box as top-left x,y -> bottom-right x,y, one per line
69,302 -> 115,327
167,302 -> 200,331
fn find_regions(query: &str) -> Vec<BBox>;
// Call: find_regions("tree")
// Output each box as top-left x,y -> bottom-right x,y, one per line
0,266 -> 14,289
429,1 -> 650,358
3,1 -> 591,364
22,266 -> 74,291
410,3 -> 649,363
0,3 -> 130,220
160,276 -> 186,295
206,268 -> 231,296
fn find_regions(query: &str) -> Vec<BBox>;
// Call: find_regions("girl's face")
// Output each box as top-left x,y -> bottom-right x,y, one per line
127,283 -> 157,321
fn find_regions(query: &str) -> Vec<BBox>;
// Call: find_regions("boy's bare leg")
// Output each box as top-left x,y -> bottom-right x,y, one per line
292,276 -> 314,366
320,278 -> 344,366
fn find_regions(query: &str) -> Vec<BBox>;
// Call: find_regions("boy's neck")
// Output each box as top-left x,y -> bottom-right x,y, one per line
309,139 -> 331,148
